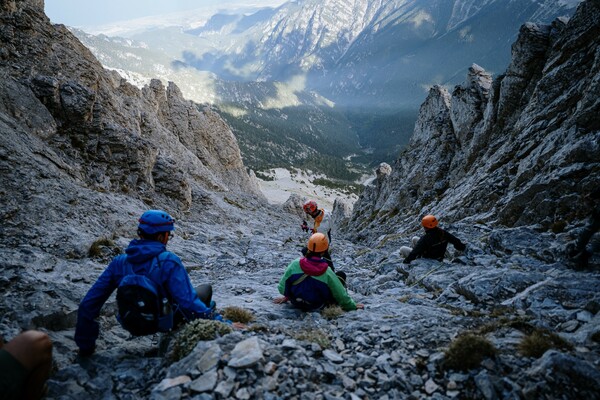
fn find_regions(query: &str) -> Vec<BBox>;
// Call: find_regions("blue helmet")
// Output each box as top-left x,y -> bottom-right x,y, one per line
138,210 -> 175,234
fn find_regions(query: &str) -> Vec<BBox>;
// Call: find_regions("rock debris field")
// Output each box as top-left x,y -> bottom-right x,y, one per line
7,212 -> 597,400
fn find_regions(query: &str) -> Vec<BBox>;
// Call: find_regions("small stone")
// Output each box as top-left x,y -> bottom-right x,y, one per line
410,374 -> 423,386
153,375 -> 191,392
560,320 -> 579,332
228,337 -> 263,368
223,366 -> 237,380
323,349 -> 344,363
577,311 -> 593,322
189,370 -> 218,393
282,339 -> 299,350
343,376 -> 357,390
214,380 -> 235,398
197,344 -> 222,373
335,339 -> 345,351
429,352 -> 445,363
235,387 -> 251,400
380,325 -> 392,333
447,380 -> 458,390
449,373 -> 469,382
424,378 -> 440,394
416,349 -> 430,358
264,361 -> 277,375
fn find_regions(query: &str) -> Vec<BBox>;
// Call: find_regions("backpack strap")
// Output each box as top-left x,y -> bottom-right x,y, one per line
291,273 -> 309,286
121,252 -> 170,296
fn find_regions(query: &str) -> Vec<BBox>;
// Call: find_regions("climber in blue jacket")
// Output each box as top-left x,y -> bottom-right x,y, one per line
75,210 -> 230,356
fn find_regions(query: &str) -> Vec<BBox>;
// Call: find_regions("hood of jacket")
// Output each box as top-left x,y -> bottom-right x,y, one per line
299,256 -> 329,276
125,239 -> 166,264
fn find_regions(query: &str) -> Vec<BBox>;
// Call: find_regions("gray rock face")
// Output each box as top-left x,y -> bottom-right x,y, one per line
344,0 -> 600,243
0,0 -> 261,212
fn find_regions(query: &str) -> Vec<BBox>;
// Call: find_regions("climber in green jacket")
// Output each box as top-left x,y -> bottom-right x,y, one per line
274,233 -> 364,311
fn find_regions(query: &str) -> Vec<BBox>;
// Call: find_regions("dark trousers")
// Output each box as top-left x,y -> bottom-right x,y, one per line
173,283 -> 214,327
569,209 -> 600,269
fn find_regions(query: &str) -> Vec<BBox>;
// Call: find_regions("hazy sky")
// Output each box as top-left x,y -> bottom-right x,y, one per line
44,0 -> 288,28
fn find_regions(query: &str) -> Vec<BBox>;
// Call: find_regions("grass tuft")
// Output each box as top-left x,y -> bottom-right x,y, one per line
171,319 -> 233,361
443,334 -> 496,371
221,306 -> 255,323
293,329 -> 330,349
519,329 -> 573,358
321,305 -> 344,320
88,237 -> 116,258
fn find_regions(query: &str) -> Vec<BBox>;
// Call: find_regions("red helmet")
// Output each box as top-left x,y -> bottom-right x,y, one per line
307,233 -> 329,253
303,200 -> 318,214
422,214 -> 438,229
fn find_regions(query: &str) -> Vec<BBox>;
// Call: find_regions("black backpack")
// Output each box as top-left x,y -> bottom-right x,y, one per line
116,253 -> 173,336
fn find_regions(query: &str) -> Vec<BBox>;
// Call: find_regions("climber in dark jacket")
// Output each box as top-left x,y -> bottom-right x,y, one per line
567,187 -> 600,270
75,210 -> 227,356
401,215 -> 466,264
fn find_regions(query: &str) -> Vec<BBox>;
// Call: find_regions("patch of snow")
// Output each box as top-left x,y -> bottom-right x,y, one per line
257,168 -> 357,210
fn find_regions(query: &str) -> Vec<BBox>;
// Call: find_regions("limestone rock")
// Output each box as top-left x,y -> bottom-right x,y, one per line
228,337 -> 264,368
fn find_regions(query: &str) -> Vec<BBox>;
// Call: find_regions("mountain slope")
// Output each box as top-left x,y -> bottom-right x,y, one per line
68,0 -> 581,172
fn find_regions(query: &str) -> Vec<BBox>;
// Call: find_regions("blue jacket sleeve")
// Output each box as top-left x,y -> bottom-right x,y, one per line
74,256 -> 121,352
162,255 -> 223,322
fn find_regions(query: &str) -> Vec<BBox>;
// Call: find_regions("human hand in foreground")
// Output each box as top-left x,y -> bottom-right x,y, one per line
356,304 -> 365,309
273,296 -> 289,304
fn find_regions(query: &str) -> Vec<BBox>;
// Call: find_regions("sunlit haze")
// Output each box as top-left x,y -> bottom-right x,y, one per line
44,0 -> 288,32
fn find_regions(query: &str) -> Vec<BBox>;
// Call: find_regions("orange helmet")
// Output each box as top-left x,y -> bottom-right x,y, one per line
303,200 -> 318,214
422,214 -> 438,229
307,233 -> 329,253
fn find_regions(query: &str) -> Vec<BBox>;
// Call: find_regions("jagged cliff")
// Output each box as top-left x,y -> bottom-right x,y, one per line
0,0 -> 261,225
344,0 -> 599,244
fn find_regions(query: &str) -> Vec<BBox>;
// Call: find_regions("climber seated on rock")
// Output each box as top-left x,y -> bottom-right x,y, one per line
566,187 -> 600,270
301,200 -> 335,270
75,210 -> 243,357
274,233 -> 364,311
401,214 -> 466,264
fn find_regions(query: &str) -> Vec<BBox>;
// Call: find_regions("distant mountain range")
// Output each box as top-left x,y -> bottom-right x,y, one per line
70,0 -> 582,176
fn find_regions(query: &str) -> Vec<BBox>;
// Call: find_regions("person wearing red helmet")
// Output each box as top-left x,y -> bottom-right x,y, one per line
301,200 -> 335,269
401,214 -> 466,264
274,233 -> 364,311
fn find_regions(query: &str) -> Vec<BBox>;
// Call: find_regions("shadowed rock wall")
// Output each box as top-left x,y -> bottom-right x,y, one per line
344,0 -> 600,243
